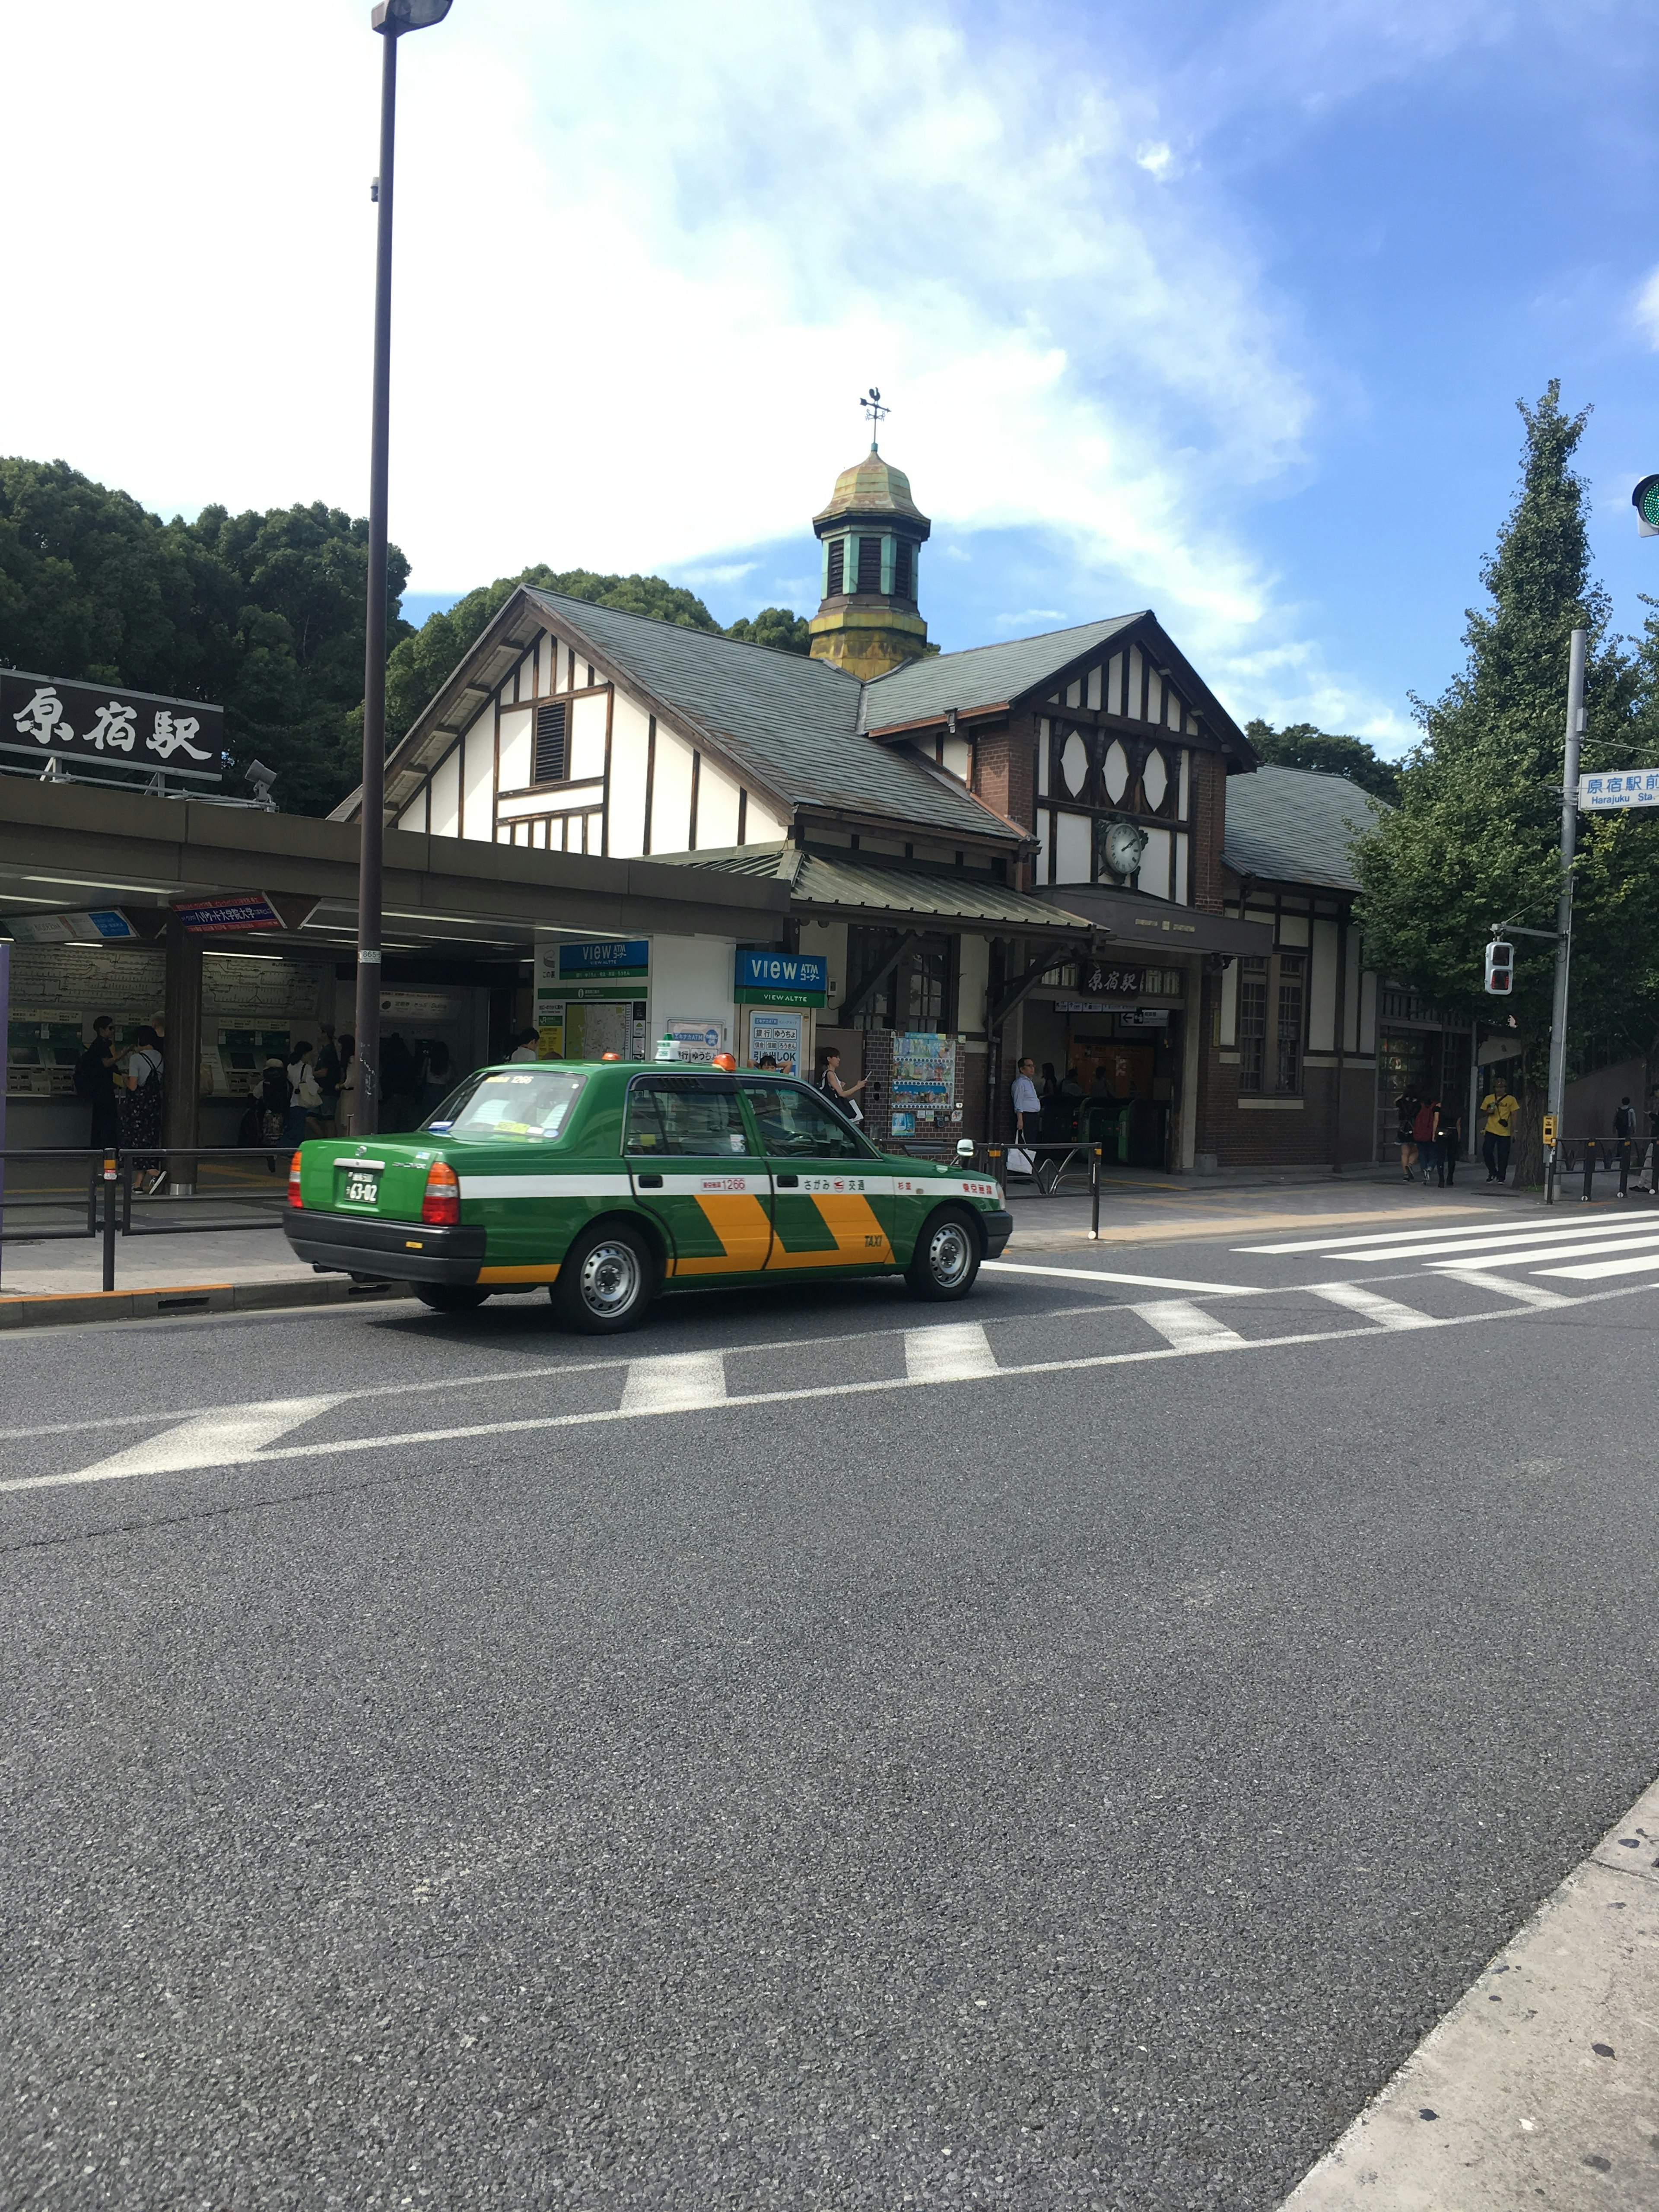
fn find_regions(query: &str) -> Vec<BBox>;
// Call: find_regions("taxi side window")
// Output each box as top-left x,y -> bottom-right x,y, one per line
741,1082 -> 868,1158
625,1076 -> 751,1156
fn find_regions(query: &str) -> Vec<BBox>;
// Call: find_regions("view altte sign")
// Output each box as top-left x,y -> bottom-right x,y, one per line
0,669 -> 225,781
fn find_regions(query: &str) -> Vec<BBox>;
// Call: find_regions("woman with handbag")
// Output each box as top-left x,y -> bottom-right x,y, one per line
121,1025 -> 166,1196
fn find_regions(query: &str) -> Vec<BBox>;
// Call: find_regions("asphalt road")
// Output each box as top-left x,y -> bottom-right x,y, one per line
3,1201 -> 1658,2210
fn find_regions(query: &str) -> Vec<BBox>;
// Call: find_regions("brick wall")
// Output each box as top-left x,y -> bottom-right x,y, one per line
972,718 -> 1037,843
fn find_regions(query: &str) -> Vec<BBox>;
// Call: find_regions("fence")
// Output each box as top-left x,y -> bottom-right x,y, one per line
0,1144 -> 290,1294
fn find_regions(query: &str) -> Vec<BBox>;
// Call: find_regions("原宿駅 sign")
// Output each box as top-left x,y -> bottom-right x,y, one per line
0,670 -> 224,781
734,949 -> 827,1006
1579,772 -> 1659,811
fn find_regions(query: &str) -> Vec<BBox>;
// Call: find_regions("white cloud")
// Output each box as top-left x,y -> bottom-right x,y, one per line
1135,141 -> 1177,179
1635,265 -> 1659,347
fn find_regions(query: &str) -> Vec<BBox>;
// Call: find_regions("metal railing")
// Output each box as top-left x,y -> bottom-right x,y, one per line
0,1144 -> 290,1295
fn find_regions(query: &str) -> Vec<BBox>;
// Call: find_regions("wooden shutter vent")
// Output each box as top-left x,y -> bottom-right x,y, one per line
534,702 -> 567,783
894,539 -> 914,600
826,538 -> 845,596
856,535 -> 883,593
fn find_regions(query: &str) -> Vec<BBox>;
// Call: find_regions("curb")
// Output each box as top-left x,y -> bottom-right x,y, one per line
0,1276 -> 417,1331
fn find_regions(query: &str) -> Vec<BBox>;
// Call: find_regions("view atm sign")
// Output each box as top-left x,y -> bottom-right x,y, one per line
735,950 -> 828,1006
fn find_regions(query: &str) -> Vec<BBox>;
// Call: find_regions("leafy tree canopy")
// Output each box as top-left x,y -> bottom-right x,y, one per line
724,606 -> 812,655
1351,381 -> 1659,1118
1243,718 -> 1400,801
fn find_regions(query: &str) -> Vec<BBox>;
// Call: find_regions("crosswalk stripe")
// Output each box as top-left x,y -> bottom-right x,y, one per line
1427,1230 -> 1659,1273
1311,1283 -> 1434,1329
1539,1248 -> 1659,1281
1236,1212 -> 1656,1257
1434,1269 -> 1571,1308
0,1395 -> 347,1495
1354,1221 -> 1659,1265
617,1352 -> 728,1414
904,1322 -> 998,1383
984,1260 -> 1251,1294
1131,1299 -> 1246,1349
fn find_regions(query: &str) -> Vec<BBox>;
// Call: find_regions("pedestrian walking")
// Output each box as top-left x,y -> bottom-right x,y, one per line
121,1025 -> 166,1194
1644,1086 -> 1659,1192
335,1034 -> 357,1138
508,1026 -> 540,1063
1436,1099 -> 1463,1187
1614,1094 -> 1638,1198
1480,1081 -> 1519,1184
1412,1097 -> 1440,1186
73,1015 -> 121,1154
312,1027 -> 343,1133
1011,1056 -> 1041,1141
1395,1087 -> 1422,1181
284,1041 -> 321,1148
817,1046 -> 866,1123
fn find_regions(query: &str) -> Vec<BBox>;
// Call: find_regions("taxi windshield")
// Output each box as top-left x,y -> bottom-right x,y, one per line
422,1069 -> 586,1144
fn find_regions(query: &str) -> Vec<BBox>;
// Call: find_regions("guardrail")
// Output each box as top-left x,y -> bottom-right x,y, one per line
0,1144 -> 290,1294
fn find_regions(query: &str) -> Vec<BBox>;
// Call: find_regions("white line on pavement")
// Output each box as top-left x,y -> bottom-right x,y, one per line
1427,1230 -> 1659,1272
1236,1213 -> 1659,1256
1311,1283 -> 1435,1329
905,1322 -> 998,1383
1131,1300 -> 1246,1349
618,1352 -> 728,1414
1434,1269 -> 1571,1309
14,1396 -> 347,1495
1540,1247 -> 1659,1281
5,1279 -> 1655,1501
982,1259 -> 1259,1294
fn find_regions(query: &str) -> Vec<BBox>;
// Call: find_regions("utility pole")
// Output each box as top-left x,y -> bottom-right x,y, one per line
1545,626 -> 1586,1205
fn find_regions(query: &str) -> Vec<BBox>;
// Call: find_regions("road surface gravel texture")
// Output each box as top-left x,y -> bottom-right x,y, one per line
1,1219 -> 1656,2210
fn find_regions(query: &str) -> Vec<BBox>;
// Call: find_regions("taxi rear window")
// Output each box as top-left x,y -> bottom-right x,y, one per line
423,1070 -> 586,1143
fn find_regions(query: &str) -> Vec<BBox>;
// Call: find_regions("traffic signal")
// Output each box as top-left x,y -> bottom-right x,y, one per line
1634,475 -> 1659,538
1484,939 -> 1514,995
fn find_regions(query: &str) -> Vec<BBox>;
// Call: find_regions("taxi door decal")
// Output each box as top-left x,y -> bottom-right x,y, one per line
767,1176 -> 892,1269
632,1170 -> 774,1275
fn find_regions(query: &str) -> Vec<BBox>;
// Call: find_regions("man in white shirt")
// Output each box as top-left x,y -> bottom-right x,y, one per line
508,1027 -> 540,1063
1011,1056 -> 1041,1141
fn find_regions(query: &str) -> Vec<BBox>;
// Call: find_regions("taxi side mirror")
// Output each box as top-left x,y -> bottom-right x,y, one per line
956,1138 -> 975,1159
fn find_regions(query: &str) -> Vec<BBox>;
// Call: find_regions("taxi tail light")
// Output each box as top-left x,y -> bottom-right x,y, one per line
287,1150 -> 304,1207
421,1160 -> 461,1226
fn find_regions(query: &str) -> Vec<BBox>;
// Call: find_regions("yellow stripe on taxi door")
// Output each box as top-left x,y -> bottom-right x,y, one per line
766,1192 -> 892,1269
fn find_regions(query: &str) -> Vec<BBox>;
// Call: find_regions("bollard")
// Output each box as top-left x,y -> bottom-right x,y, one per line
1582,1136 -> 1596,1205
1090,1144 -> 1103,1239
102,1152 -> 118,1292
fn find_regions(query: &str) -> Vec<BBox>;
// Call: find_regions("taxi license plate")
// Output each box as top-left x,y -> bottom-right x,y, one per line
339,1167 -> 381,1206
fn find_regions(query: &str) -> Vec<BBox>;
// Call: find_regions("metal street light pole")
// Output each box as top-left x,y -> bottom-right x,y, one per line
1545,626 -> 1586,1204
353,0 -> 452,1136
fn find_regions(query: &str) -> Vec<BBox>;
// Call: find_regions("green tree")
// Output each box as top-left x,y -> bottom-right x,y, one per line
724,606 -> 811,654
1243,718 -> 1399,801
1352,381 -> 1656,1170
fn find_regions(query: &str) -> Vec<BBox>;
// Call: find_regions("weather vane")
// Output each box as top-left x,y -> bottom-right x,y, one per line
858,387 -> 889,448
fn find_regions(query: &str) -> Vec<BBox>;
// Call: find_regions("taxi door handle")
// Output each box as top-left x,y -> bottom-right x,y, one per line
775,1173 -> 798,1187
637,1173 -> 663,1189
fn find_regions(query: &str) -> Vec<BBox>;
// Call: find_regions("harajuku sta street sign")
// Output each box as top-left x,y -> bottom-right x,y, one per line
0,669 -> 224,782
1579,771 -> 1659,811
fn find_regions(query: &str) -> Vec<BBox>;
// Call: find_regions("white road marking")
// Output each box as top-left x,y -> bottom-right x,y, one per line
1427,1229 -> 1659,1272
2,1396 -> 346,1495
905,1322 -> 997,1383
1540,1247 -> 1659,1281
1434,1269 -> 1570,1308
617,1352 -> 727,1414
1311,1283 -> 1434,1329
4,1278 -> 1655,1500
983,1259 -> 1256,1295
1236,1214 -> 1657,1257
1131,1299 -> 1246,1349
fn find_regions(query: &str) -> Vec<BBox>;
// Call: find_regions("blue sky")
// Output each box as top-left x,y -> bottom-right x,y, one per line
10,3 -> 1659,754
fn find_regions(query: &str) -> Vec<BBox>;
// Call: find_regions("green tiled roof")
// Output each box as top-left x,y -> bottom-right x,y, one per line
526,591 -> 1005,842
1222,765 -> 1387,891
655,842 -> 1090,932
858,616 -> 1145,729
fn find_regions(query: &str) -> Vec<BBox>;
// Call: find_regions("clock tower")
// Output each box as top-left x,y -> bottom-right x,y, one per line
807,445 -> 932,680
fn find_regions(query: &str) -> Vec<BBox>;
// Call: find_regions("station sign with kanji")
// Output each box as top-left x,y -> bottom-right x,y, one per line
1579,771 -> 1659,811
0,669 -> 224,782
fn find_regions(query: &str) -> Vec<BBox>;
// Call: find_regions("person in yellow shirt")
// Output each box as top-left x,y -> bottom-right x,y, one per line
1481,1083 -> 1519,1183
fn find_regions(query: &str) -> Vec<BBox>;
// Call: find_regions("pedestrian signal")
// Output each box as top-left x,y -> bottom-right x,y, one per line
1484,939 -> 1514,995
1541,1114 -> 1558,1145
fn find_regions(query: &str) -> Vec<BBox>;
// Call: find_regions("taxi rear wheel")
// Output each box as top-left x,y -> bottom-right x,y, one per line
553,1222 -> 656,1334
905,1206 -> 981,1300
415,1285 -> 491,1313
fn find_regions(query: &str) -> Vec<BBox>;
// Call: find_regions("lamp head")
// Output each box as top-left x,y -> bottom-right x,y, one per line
372,0 -> 453,30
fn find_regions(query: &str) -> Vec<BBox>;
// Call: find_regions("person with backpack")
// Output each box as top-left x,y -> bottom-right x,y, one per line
1412,1096 -> 1440,1188
74,1016 -> 121,1154
1614,1095 -> 1639,1198
284,1041 -> 321,1147
121,1025 -> 166,1195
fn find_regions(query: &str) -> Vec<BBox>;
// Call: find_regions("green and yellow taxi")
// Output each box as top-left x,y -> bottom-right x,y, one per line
283,1059 -> 1013,1332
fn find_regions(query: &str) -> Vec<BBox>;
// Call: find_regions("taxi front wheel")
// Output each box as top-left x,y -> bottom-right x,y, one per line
906,1206 -> 981,1301
553,1222 -> 657,1333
